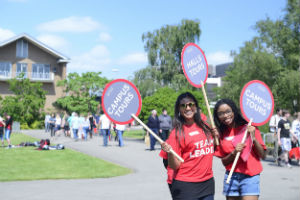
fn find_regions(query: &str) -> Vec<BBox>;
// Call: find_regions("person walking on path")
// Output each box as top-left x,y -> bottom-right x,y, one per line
88,113 -> 95,138
49,114 -> 56,139
44,113 -> 51,132
54,114 -> 62,137
116,123 -> 126,147
292,112 -> 300,146
0,115 -> 6,147
277,109 -> 297,168
161,92 -> 216,200
63,114 -> 70,137
4,113 -> 13,148
269,108 -> 282,164
71,113 -> 80,141
159,108 -> 172,141
99,113 -> 111,147
147,110 -> 160,151
213,99 -> 266,200
82,114 -> 90,141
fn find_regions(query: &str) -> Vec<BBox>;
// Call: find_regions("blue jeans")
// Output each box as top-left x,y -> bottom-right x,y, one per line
117,130 -> 124,147
45,122 -> 50,132
73,129 -> 79,139
101,129 -> 109,146
150,128 -> 158,150
83,127 -> 89,140
5,129 -> 11,140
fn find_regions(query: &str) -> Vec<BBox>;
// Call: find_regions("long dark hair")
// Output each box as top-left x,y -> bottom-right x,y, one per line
213,99 -> 247,137
173,92 -> 212,144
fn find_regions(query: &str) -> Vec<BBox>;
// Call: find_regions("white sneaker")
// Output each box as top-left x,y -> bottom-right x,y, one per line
286,163 -> 292,168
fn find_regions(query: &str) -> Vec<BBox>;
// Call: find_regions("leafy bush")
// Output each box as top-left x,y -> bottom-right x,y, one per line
30,120 -> 44,129
139,87 -> 208,123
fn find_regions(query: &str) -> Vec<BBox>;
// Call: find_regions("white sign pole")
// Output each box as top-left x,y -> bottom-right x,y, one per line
131,114 -> 184,163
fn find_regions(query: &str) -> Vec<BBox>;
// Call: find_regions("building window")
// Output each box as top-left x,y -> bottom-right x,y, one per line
32,64 -> 50,80
0,62 -> 12,78
16,63 -> 28,78
16,39 -> 28,58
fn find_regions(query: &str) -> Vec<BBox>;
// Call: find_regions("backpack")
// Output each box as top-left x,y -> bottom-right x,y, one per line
37,139 -> 50,150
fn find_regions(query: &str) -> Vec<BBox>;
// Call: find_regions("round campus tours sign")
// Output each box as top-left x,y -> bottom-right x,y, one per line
181,43 -> 208,88
240,80 -> 274,126
101,79 -> 142,125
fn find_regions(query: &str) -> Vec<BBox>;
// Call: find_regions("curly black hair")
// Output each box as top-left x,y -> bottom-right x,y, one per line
213,99 -> 247,137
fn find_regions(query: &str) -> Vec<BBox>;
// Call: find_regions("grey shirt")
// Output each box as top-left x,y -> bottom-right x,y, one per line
158,114 -> 172,130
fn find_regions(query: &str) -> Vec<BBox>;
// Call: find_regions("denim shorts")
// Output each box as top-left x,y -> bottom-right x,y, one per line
223,171 -> 260,196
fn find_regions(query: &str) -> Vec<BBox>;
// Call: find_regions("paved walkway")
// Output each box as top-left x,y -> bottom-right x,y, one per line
0,130 -> 299,200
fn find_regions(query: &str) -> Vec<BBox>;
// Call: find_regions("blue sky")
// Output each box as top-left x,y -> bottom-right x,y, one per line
0,0 -> 286,79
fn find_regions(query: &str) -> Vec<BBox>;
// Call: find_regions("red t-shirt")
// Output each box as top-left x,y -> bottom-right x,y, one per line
0,118 -> 4,127
166,123 -> 214,182
214,125 -> 266,176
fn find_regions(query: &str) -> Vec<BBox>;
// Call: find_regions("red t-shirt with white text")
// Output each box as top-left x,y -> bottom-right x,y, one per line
214,125 -> 266,176
166,123 -> 214,182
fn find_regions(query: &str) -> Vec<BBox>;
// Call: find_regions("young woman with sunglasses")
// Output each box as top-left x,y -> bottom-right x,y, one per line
161,92 -> 216,200
213,99 -> 266,200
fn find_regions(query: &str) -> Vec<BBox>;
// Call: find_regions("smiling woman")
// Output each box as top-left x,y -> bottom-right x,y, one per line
160,92 -> 217,200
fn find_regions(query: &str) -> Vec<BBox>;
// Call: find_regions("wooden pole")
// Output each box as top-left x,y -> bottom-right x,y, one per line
226,119 -> 253,184
200,81 -> 219,145
131,114 -> 184,163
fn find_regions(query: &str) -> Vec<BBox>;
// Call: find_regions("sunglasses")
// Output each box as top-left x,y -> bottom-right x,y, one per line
180,102 -> 196,109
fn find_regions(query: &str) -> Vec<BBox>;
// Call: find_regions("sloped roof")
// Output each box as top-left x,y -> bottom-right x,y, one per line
0,33 -> 70,63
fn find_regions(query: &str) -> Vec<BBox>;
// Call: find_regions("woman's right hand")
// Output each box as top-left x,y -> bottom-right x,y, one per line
161,142 -> 172,153
233,143 -> 246,155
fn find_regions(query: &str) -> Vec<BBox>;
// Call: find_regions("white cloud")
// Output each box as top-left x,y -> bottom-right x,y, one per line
37,16 -> 102,33
37,34 -> 68,52
98,32 -> 112,42
118,52 -> 148,65
206,51 -> 233,66
0,28 -> 15,42
68,44 -> 111,72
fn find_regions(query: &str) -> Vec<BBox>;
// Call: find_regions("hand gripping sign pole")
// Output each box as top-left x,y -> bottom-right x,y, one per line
226,80 -> 274,184
101,79 -> 184,163
181,43 -> 219,145
226,118 -> 252,184
131,114 -> 184,162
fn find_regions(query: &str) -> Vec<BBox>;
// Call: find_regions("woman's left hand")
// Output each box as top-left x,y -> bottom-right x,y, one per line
247,126 -> 256,140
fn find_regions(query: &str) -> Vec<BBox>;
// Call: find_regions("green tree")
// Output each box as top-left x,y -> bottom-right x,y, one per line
55,72 -> 109,114
217,0 -> 300,112
133,19 -> 201,96
0,75 -> 46,125
140,87 -> 207,123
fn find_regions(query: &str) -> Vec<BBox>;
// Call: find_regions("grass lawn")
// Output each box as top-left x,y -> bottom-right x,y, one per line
123,129 -> 145,139
0,134 -> 131,181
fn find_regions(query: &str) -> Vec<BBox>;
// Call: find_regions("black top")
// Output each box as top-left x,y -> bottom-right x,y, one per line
278,119 -> 291,138
89,116 -> 94,128
5,117 -> 13,127
147,115 -> 160,129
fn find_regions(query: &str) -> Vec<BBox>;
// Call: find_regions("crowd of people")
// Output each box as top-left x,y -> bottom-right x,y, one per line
44,111 -> 130,147
158,92 -> 299,200
269,109 -> 300,167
